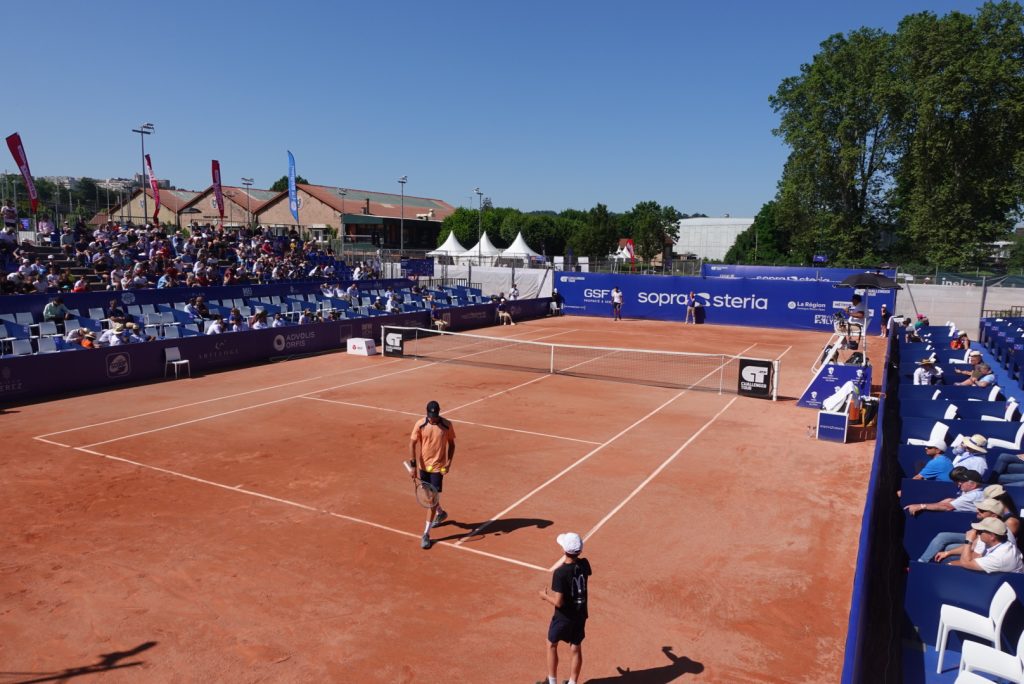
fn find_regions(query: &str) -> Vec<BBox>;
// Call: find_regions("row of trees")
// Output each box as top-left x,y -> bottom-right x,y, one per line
439,202 -> 689,261
2,173 -> 132,224
727,1 -> 1024,269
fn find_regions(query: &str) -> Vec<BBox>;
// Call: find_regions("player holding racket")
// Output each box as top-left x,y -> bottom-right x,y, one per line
409,400 -> 456,550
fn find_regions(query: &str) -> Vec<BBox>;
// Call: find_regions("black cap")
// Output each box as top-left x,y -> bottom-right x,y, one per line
949,466 -> 968,481
426,401 -> 440,418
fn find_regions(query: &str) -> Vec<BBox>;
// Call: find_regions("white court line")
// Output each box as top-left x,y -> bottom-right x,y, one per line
300,396 -> 602,446
776,345 -> 794,360
72,446 -> 547,573
51,328 -> 577,450
35,360 -> 402,439
457,342 -> 757,546
551,396 -> 739,571
36,326 -> 563,442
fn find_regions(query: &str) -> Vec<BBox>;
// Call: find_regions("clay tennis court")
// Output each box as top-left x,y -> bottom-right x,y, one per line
1,316 -> 874,683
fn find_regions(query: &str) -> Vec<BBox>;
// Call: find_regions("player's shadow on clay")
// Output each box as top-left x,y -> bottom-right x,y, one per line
0,641 -> 157,683
432,517 -> 553,543
585,646 -> 704,683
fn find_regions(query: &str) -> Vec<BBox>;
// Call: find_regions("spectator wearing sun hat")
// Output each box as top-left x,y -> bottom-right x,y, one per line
920,498 -> 1009,563
954,350 -> 984,378
913,439 -> 954,481
957,362 -> 997,388
950,434 -> 989,478
913,357 -> 943,386
949,517 -> 1024,573
906,468 -> 986,516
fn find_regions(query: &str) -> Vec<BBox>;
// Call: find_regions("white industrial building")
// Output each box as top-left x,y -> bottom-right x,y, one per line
674,217 -> 753,260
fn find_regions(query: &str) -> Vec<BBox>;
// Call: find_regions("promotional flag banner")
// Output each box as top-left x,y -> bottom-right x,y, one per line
287,151 -> 298,222
625,238 -> 635,272
211,160 -> 224,225
5,133 -> 39,213
144,154 -> 160,223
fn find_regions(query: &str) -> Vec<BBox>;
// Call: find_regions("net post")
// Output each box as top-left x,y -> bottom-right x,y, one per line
718,355 -> 725,394
550,345 -> 555,374
773,358 -> 781,401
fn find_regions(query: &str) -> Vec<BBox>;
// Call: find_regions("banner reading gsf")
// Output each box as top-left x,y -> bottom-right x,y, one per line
555,272 -> 895,333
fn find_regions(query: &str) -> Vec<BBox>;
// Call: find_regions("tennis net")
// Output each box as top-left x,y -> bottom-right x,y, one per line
381,326 -> 742,393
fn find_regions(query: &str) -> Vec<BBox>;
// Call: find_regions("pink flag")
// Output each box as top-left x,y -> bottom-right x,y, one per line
144,154 -> 160,224
211,160 -> 224,226
5,133 -> 39,213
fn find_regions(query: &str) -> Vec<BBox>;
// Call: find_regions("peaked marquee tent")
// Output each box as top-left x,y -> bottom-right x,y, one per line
499,232 -> 543,260
427,231 -> 467,256
458,232 -> 503,264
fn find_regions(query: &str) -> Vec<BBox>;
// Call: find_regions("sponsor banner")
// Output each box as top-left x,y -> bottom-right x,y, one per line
555,272 -> 895,333
817,410 -> 849,442
382,329 -> 405,356
5,132 -> 39,213
701,264 -> 895,283
145,154 -> 160,223
211,160 -> 224,224
738,358 -> 773,399
797,363 -> 871,409
401,258 -> 434,277
287,151 -> 299,222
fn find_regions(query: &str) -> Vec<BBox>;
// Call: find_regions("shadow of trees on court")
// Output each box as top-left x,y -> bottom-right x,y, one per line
0,641 -> 157,683
432,517 -> 552,543
585,646 -> 704,683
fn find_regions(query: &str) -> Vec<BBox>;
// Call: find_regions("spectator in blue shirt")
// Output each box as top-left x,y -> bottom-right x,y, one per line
957,363 -> 996,387
913,439 -> 954,481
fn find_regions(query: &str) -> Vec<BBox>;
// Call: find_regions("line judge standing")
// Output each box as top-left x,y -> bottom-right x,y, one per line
409,400 -> 456,550
611,287 -> 623,321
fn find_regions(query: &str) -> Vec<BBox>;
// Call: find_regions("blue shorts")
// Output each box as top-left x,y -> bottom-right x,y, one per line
548,615 -> 586,644
418,469 -> 443,493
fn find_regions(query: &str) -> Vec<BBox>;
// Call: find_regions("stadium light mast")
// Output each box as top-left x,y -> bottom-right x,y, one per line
131,122 -> 154,223
398,175 -> 407,257
241,177 -> 254,227
474,187 -> 483,265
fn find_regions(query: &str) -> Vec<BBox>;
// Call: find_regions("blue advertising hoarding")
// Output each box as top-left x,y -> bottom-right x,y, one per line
554,271 -> 896,334
700,264 -> 896,283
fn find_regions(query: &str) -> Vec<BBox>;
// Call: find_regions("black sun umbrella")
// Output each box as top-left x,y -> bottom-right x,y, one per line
834,272 -> 902,290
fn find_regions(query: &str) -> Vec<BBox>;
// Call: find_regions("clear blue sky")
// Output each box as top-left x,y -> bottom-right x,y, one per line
6,0 -> 987,217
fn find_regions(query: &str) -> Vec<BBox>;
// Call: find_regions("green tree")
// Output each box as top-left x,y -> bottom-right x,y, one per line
623,201 -> 681,261
770,27 -> 900,264
566,203 -> 620,259
892,2 -> 1024,267
270,174 -> 309,192
724,201 -> 790,264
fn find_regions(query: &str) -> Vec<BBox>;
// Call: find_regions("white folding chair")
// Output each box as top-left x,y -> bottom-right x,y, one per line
36,321 -> 58,337
937,582 -> 1017,673
960,620 -> 1024,682
10,339 -> 33,356
163,326 -> 181,339
14,312 -> 33,325
36,336 -> 57,354
163,346 -> 191,379
955,670 -> 1003,684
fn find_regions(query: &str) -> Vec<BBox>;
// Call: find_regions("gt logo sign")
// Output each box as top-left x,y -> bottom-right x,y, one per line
383,331 -> 405,357
741,366 -> 769,384
738,358 -> 773,399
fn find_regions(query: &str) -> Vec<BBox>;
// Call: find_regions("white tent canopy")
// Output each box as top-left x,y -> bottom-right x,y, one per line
500,232 -> 542,259
427,230 -> 467,256
458,231 -> 503,262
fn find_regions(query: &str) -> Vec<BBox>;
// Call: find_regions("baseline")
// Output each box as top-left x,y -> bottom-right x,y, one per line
71,445 -> 548,573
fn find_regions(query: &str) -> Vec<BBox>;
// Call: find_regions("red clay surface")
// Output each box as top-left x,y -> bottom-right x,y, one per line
1,316 -> 875,683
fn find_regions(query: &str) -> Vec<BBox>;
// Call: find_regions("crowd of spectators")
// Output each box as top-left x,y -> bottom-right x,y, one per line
1,215 -> 355,296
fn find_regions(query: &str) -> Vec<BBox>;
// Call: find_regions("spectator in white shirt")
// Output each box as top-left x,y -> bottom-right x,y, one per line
913,358 -> 942,385
905,468 -> 986,516
950,434 -> 989,478
949,517 -> 1024,573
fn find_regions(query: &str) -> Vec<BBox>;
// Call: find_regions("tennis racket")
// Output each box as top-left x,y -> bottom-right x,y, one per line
403,459 -> 439,508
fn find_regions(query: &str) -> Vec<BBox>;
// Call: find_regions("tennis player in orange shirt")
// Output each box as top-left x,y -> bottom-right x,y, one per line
409,400 -> 456,549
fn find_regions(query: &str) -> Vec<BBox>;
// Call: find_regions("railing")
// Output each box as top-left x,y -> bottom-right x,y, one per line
983,305 -> 1024,318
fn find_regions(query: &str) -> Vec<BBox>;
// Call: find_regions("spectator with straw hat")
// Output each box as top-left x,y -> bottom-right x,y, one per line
913,357 -> 942,385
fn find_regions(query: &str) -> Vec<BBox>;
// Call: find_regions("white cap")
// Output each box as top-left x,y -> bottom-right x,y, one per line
556,532 -> 583,555
925,439 -> 947,452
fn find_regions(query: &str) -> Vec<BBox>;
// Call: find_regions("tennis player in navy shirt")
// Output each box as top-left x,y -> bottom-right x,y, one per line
539,532 -> 592,684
